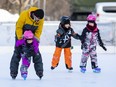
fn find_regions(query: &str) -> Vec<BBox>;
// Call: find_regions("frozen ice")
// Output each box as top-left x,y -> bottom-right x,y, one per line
0,46 -> 116,87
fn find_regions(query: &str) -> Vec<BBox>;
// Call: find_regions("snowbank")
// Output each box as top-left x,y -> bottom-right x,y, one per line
0,9 -> 19,22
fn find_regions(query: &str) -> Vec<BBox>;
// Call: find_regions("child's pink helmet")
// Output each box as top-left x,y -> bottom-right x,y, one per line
87,14 -> 96,21
23,30 -> 34,39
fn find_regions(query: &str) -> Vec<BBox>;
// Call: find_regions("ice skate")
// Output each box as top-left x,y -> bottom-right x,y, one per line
36,71 -> 43,80
10,71 -> 17,79
21,74 -> 27,80
11,74 -> 17,79
93,67 -> 101,73
80,67 -> 86,73
67,67 -> 73,73
51,66 -> 55,70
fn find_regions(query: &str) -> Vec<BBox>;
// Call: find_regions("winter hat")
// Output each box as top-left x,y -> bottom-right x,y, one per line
60,16 -> 70,25
24,30 -> 34,39
88,20 -> 96,24
63,19 -> 70,24
87,14 -> 96,21
33,9 -> 44,19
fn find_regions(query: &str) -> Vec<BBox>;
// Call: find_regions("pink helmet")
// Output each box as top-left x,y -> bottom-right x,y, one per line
87,14 -> 96,21
23,30 -> 34,39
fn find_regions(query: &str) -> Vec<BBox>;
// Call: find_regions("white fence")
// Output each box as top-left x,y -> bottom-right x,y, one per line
41,21 -> 116,46
0,21 -> 116,46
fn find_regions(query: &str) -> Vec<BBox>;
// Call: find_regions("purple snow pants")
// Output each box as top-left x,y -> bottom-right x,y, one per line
20,57 -> 31,76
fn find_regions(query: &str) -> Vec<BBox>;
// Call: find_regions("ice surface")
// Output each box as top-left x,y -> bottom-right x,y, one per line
0,46 -> 116,87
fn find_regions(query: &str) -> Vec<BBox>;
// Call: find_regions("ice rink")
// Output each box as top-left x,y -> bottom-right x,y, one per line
0,46 -> 116,87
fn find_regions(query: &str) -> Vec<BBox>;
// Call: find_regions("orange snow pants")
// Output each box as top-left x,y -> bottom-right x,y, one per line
51,47 -> 72,68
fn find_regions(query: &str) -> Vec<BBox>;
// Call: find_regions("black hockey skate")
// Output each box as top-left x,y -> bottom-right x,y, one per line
93,67 -> 101,73
11,74 -> 17,79
10,72 -> 17,79
36,71 -> 43,80
67,67 -> 73,73
51,64 -> 58,70
51,66 -> 55,70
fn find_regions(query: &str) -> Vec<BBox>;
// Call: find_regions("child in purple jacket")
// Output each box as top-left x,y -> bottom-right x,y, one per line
16,30 -> 43,80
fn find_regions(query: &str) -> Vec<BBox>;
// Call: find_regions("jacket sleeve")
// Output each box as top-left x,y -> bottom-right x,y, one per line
97,30 -> 107,51
35,18 -> 44,40
16,39 -> 25,47
71,28 -> 81,40
33,38 -> 39,54
97,30 -> 104,46
16,11 -> 26,40
56,28 -> 64,39
80,28 -> 86,44
56,28 -> 64,35
54,28 -> 63,43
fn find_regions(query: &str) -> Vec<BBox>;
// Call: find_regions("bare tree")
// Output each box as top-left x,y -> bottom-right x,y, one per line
0,0 -> 38,14
46,0 -> 71,20
0,0 -> 71,20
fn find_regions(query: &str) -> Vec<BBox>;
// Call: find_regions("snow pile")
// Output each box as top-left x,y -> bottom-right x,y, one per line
0,9 -> 19,22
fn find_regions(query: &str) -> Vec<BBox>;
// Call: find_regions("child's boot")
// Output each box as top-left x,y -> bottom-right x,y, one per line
68,67 -> 73,70
51,63 -> 58,70
80,66 -> 86,73
67,67 -> 73,73
20,65 -> 28,80
51,66 -> 55,70
93,67 -> 101,73
36,71 -> 43,79
10,71 -> 17,79
21,73 -> 27,80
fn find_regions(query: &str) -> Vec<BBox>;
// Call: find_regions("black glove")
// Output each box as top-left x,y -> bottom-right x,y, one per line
81,45 -> 83,49
73,33 -> 81,40
101,45 -> 107,51
54,34 -> 60,42
81,43 -> 87,49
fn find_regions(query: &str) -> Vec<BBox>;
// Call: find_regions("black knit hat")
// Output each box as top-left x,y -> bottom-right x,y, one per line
63,20 -> 70,24
33,9 -> 44,19
60,16 -> 70,25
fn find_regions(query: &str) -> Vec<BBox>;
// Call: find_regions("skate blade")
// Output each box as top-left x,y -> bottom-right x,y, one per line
68,70 -> 73,73
39,77 -> 42,80
12,77 -> 16,80
80,69 -> 86,73
22,74 -> 27,80
23,77 -> 26,80
93,70 -> 101,73
81,70 -> 86,73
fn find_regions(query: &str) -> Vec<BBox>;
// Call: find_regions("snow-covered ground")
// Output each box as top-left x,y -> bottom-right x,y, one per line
0,46 -> 116,87
0,9 -> 19,22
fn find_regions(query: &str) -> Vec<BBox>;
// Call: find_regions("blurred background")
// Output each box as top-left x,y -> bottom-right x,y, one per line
0,0 -> 116,53
0,0 -> 116,20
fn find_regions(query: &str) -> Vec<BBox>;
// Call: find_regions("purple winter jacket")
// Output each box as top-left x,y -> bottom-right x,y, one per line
16,38 -> 39,54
